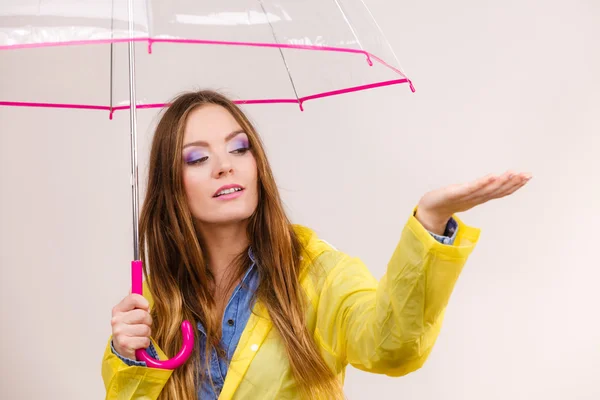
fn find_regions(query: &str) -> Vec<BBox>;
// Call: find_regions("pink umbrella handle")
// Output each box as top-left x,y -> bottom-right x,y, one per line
131,260 -> 195,369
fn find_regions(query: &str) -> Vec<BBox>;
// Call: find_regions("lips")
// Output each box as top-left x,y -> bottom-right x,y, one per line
213,184 -> 244,197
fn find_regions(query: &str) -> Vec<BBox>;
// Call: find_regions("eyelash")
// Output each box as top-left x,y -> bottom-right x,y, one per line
231,146 -> 250,155
186,156 -> 208,166
185,146 -> 250,166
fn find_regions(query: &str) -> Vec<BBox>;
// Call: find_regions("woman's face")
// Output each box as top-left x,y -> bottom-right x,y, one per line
181,104 -> 258,226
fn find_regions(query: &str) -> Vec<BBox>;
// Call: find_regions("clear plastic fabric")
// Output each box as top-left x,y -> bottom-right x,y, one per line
0,0 -> 413,114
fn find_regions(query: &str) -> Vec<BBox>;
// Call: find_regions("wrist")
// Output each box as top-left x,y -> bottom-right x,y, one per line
112,340 -> 136,361
414,206 -> 452,236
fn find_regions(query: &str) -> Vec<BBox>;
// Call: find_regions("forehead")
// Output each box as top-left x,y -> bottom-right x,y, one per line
183,104 -> 242,143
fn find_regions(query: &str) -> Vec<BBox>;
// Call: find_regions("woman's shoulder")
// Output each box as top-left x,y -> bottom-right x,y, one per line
293,224 -> 342,257
293,224 -> 354,277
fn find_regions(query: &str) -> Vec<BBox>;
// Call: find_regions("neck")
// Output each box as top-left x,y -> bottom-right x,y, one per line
196,220 -> 249,289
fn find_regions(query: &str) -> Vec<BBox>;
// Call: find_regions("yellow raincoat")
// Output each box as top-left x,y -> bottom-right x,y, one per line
101,210 -> 480,399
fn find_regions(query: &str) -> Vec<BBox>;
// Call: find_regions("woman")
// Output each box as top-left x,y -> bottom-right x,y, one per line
101,90 -> 531,400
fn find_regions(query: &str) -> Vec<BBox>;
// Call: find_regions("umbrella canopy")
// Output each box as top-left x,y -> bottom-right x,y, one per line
0,0 -> 414,115
0,0 -> 416,370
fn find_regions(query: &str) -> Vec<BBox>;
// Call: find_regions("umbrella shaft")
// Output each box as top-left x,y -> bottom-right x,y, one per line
127,0 -> 140,261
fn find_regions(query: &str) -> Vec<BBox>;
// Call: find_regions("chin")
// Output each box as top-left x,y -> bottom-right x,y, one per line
212,215 -> 251,225
198,208 -> 255,226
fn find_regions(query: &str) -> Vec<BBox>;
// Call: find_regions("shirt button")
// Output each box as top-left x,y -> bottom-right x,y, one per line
250,344 -> 259,352
227,319 -> 234,326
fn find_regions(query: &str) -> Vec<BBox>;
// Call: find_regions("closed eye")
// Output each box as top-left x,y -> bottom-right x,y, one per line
230,147 -> 250,155
186,156 -> 209,165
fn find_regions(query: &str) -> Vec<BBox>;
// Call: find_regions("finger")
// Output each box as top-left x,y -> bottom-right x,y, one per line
468,173 -> 530,204
120,309 -> 153,326
461,170 -> 514,201
113,294 -> 150,314
122,323 -> 152,338
453,173 -> 499,199
112,321 -> 152,341
487,172 -> 531,199
485,171 -> 522,197
121,336 -> 151,353
493,175 -> 531,199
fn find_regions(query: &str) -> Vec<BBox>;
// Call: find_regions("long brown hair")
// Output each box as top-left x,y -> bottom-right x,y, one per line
139,90 -> 343,399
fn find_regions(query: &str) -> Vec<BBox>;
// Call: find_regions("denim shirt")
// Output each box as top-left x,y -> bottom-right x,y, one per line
111,218 -> 458,399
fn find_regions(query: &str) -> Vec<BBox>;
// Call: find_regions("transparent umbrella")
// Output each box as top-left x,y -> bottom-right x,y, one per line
0,0 -> 414,369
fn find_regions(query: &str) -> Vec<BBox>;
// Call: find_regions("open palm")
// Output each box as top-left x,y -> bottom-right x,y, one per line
416,170 -> 532,233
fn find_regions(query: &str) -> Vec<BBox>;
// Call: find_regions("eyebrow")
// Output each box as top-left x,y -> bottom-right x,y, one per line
182,129 -> 246,149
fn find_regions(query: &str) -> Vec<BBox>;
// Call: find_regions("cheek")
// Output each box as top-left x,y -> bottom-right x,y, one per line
182,171 -> 193,199
246,155 -> 259,189
248,158 -> 259,209
182,168 -> 210,205
182,168 -> 195,193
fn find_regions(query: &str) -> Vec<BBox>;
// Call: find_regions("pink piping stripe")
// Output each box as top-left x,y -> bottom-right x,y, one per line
0,37 -> 414,110
0,78 -> 413,115
148,37 -> 371,55
0,37 -> 142,50
0,37 -> 411,79
0,101 -> 109,111
1,36 -> 370,56
298,78 -> 410,102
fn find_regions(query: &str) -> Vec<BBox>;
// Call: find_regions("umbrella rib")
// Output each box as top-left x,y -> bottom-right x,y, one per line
257,0 -> 303,110
356,0 -> 407,76
332,0 -> 364,51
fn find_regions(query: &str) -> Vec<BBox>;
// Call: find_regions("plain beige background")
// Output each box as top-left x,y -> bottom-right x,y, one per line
1,0 -> 599,399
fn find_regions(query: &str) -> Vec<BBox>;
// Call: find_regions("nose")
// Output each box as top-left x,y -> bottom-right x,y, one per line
213,154 -> 233,179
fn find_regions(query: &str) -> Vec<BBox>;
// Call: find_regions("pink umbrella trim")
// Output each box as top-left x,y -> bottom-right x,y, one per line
0,37 -> 415,116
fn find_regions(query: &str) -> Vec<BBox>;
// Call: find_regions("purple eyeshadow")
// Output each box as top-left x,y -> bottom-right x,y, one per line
184,149 -> 206,163
229,136 -> 250,151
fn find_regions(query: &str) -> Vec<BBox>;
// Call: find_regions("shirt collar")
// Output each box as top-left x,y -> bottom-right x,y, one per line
196,248 -> 257,335
247,246 -> 256,264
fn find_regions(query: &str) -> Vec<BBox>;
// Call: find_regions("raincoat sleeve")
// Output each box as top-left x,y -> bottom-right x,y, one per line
101,282 -> 174,399
110,339 -> 161,367
313,210 -> 480,377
